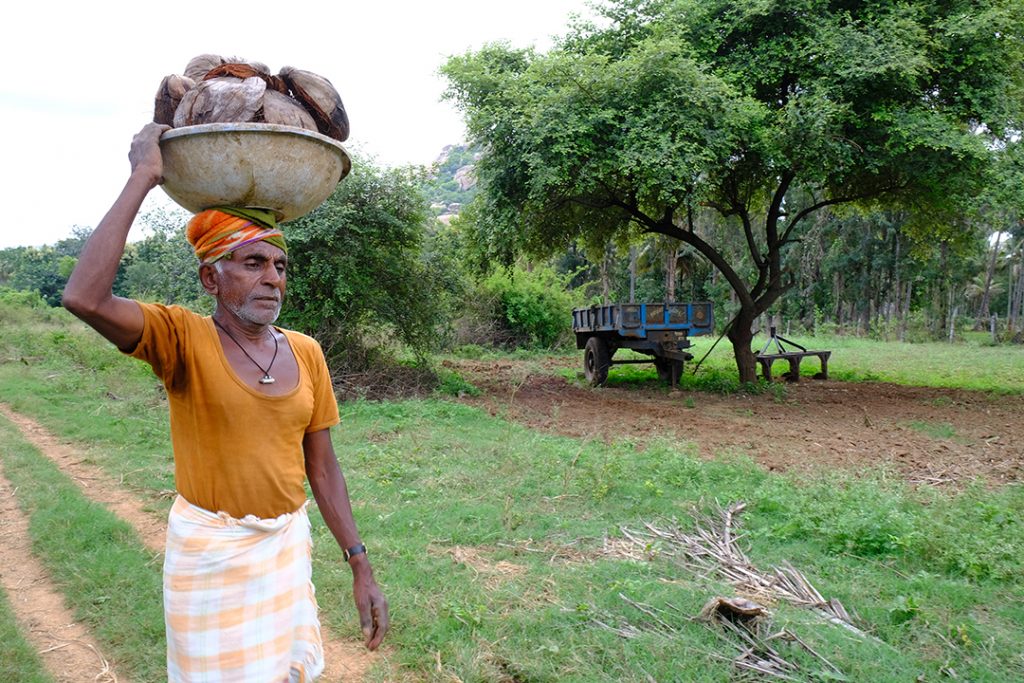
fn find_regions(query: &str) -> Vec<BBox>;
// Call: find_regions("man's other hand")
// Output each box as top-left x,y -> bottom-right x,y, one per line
352,561 -> 389,650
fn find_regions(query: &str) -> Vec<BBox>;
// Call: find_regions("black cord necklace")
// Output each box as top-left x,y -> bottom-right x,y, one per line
213,318 -> 279,385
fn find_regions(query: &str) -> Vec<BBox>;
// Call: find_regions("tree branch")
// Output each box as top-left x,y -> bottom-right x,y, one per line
645,215 -> 756,311
779,184 -> 906,246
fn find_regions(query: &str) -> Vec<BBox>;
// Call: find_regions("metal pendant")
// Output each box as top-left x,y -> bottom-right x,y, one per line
259,375 -> 276,385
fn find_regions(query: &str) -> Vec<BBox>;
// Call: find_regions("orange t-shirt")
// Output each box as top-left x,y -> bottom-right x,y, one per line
127,302 -> 340,518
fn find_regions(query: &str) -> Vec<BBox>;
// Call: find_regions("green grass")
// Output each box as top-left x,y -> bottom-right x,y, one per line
907,420 -> 958,440
0,587 -> 53,683
2,300 -> 1024,681
539,329 -> 1024,394
315,399 -> 1024,681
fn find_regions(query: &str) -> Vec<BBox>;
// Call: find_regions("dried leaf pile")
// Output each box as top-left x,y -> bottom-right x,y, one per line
154,54 -> 349,141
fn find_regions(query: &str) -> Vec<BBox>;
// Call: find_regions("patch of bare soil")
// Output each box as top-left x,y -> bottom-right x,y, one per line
0,468 -> 124,682
0,403 -> 380,683
446,358 -> 1024,487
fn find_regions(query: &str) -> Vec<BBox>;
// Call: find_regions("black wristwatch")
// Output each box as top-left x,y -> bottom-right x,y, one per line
344,543 -> 367,561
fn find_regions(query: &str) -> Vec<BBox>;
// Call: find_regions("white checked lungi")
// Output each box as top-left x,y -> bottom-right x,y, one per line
163,495 -> 324,682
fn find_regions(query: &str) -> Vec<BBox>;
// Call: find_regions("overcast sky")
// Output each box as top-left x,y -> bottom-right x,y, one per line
0,0 -> 595,249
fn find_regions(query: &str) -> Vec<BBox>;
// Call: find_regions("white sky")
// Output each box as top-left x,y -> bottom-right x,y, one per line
0,0 -> 595,249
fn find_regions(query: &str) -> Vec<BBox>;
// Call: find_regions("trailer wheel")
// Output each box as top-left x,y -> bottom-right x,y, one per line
655,359 -> 683,386
584,337 -> 610,386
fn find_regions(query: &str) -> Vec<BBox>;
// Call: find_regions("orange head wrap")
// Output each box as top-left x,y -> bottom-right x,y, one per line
186,207 -> 287,264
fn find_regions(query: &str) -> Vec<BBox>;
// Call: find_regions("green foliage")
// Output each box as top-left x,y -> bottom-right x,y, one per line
0,228 -> 90,306
0,246 -> 69,306
443,0 -> 1024,377
0,287 -> 49,311
278,155 -> 452,371
121,207 -> 208,310
477,265 -> 582,349
434,368 -> 481,397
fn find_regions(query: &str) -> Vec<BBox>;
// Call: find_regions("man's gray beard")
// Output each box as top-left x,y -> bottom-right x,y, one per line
225,298 -> 281,326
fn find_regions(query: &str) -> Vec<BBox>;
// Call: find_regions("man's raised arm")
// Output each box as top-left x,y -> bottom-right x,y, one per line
62,123 -> 170,351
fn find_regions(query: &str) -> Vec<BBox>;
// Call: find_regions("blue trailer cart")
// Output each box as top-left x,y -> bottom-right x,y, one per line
572,302 -> 714,386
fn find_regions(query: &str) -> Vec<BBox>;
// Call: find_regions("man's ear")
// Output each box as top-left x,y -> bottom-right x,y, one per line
198,263 -> 219,295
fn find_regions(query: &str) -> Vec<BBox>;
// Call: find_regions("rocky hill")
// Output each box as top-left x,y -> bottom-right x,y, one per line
422,144 -> 481,224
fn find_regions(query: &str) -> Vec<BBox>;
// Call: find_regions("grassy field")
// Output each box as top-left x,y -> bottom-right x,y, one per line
1,299 -> 1023,681
531,329 -> 1024,395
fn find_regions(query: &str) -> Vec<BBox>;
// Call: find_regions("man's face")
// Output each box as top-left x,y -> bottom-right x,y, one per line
211,241 -> 287,326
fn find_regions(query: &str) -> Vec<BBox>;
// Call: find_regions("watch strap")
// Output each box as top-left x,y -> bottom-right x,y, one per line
344,543 -> 367,561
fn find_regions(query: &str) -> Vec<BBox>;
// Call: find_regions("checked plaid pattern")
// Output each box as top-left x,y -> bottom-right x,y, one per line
164,496 -> 324,682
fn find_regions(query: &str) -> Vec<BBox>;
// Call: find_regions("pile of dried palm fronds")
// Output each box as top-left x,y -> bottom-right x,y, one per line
154,54 -> 348,141
588,592 -> 847,681
599,502 -> 895,680
621,502 -> 864,636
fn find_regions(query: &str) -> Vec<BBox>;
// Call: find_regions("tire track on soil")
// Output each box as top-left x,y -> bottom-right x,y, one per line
0,403 -> 379,682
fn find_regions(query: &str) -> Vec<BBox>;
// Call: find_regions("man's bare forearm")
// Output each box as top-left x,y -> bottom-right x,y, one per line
306,440 -> 366,561
63,123 -> 167,349
303,428 -> 389,649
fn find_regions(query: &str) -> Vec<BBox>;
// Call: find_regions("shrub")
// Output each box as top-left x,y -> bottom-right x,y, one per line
466,265 -> 581,350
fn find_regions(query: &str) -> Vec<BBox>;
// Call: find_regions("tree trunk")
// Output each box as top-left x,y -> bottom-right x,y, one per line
628,246 -> 637,303
664,244 -> 677,302
1008,261 -> 1016,330
728,307 -> 759,384
936,241 -> 950,337
833,271 -> 843,325
899,281 -> 912,342
1011,261 -> 1024,333
978,231 -> 1002,322
891,232 -> 901,326
600,246 -> 611,304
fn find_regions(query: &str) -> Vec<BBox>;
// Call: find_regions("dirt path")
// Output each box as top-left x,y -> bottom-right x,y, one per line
0,403 -> 380,682
449,358 -> 1024,487
0,466 -> 124,682
0,404 -> 167,554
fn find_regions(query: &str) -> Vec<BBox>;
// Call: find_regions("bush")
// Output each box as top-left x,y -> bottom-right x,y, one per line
280,157 -> 451,379
460,265 -> 581,350
0,287 -> 48,310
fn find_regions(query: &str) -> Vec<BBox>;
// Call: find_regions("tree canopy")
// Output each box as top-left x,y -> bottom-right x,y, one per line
443,0 -> 1024,380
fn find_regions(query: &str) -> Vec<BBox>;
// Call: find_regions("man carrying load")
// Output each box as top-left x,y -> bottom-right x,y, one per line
62,122 -> 388,681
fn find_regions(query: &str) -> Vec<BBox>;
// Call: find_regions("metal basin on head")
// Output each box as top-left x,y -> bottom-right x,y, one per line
159,123 -> 351,223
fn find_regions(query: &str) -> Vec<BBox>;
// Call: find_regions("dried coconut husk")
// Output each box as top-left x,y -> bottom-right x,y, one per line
259,89 -> 317,130
172,88 -> 200,128
173,76 -> 266,126
279,66 -> 349,141
205,63 -> 288,94
183,53 -> 226,82
698,596 -> 769,627
154,74 -> 196,126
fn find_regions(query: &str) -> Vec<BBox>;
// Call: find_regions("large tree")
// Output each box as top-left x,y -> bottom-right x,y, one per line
443,0 -> 1024,381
